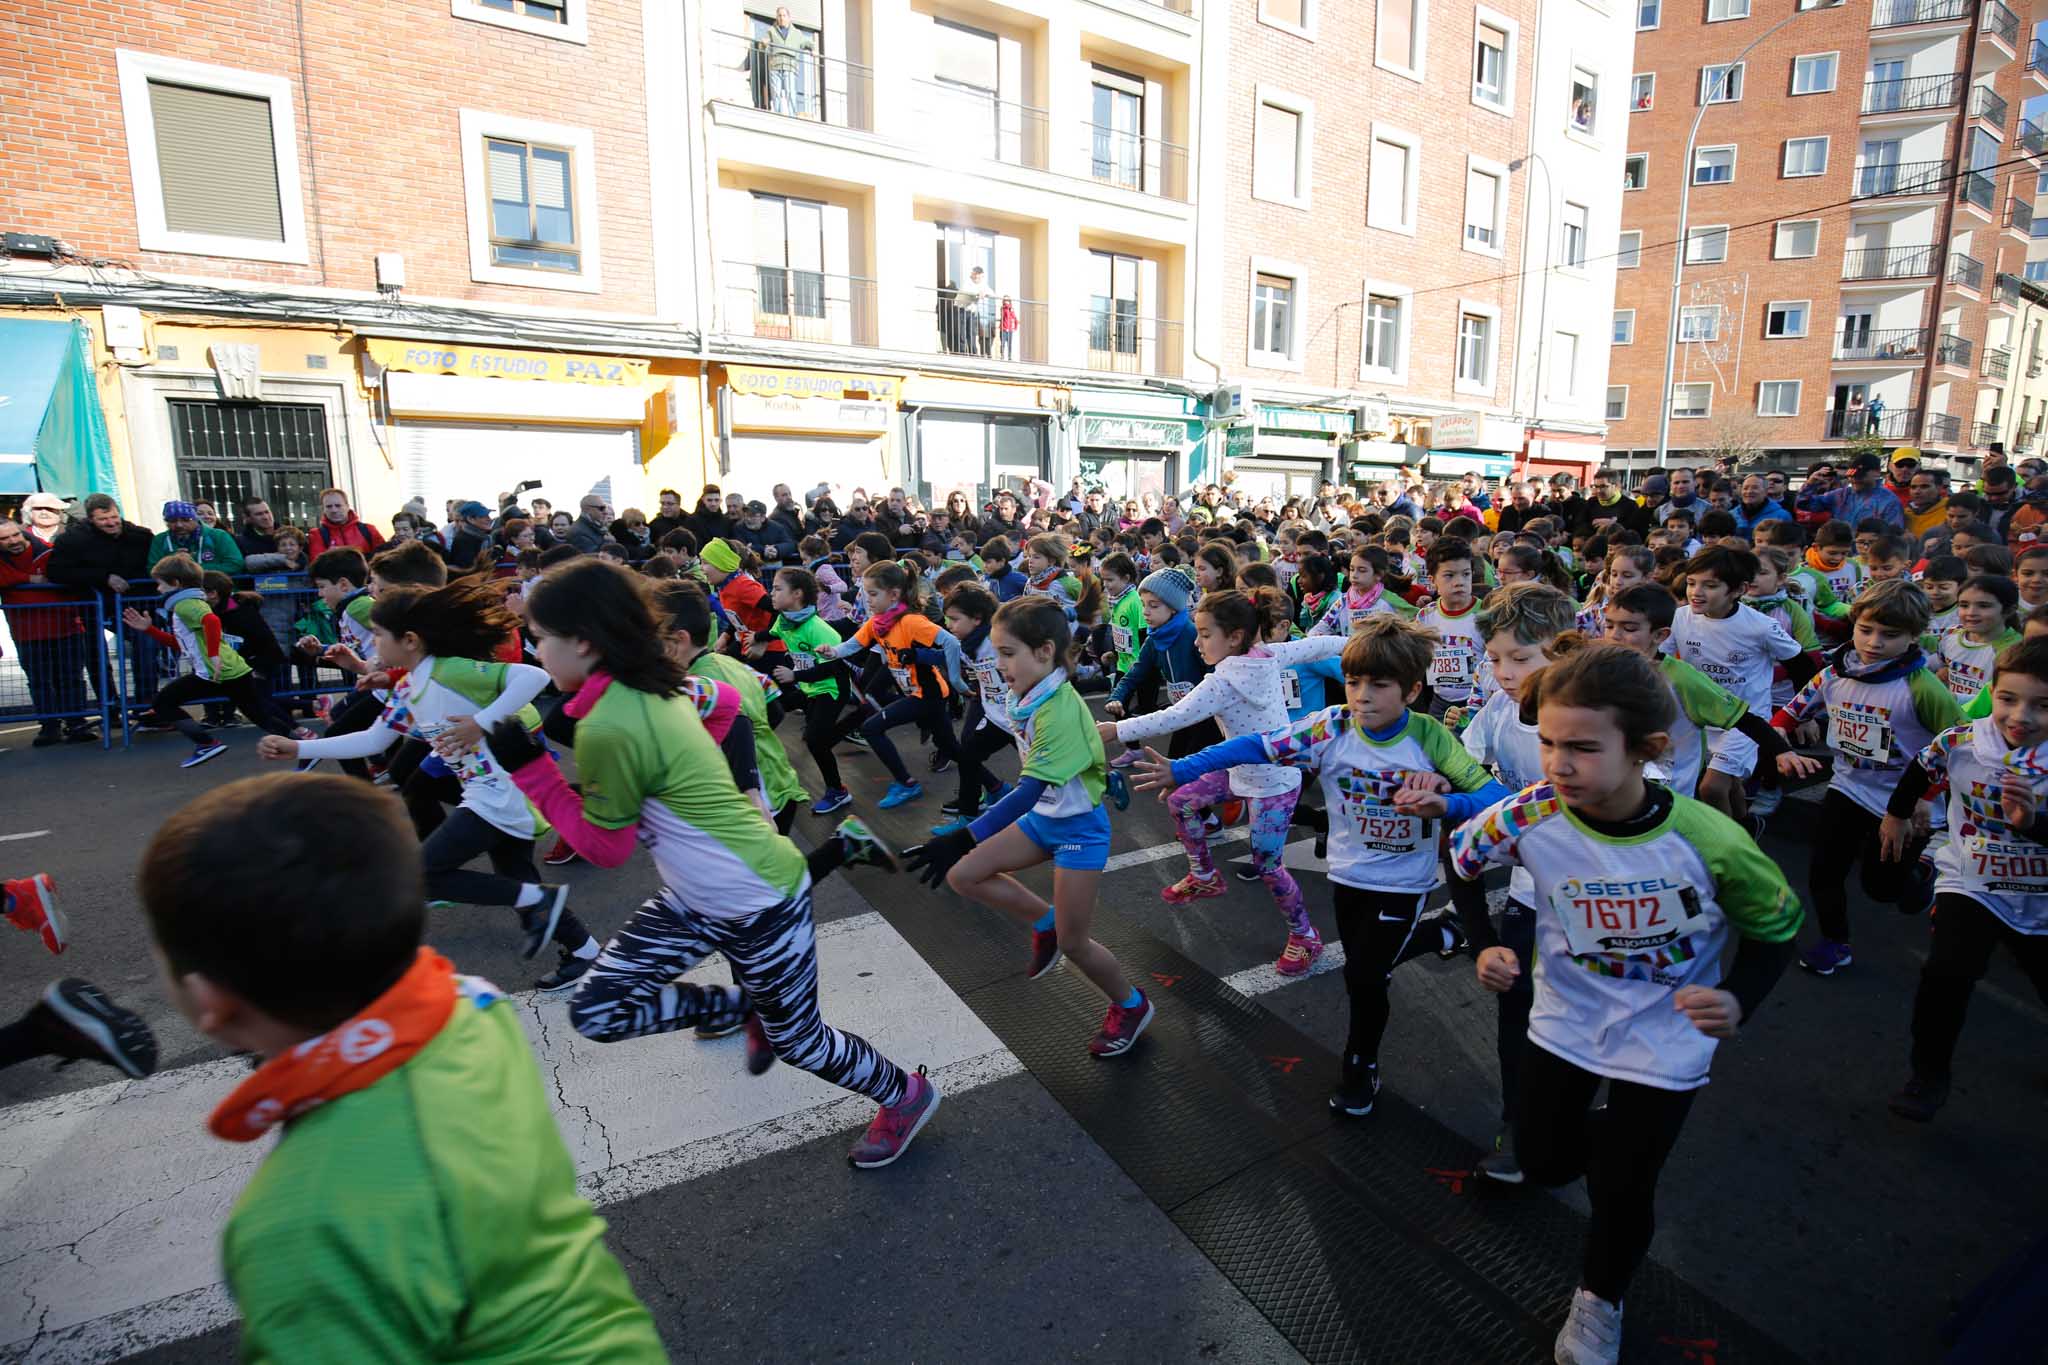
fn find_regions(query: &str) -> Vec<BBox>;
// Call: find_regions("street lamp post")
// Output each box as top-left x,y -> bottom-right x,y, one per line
1656,0 -> 1842,469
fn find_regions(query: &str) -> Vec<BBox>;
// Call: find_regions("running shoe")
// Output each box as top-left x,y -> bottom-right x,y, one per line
1477,1130 -> 1523,1185
1899,858 -> 1936,916
929,816 -> 970,837
837,816 -> 899,872
811,787 -> 853,816
1105,767 -> 1131,811
4,875 -> 66,955
62,724 -> 99,744
534,948 -> 594,995
290,727 -> 319,741
1089,990 -> 1154,1058
542,838 -> 582,867
928,750 -> 952,774
1108,746 -> 1142,768
1329,1057 -> 1378,1117
38,979 -> 158,1079
518,885 -> 572,960
1432,911 -> 1470,959
1234,861 -> 1265,882
1888,1074 -> 1950,1123
840,733 -> 872,751
879,780 -> 923,810
938,795 -> 965,816
1274,933 -> 1323,977
1161,873 -> 1227,906
1799,938 -> 1853,976
1027,926 -> 1062,979
427,899 -> 459,910
695,1013 -> 745,1040
1554,1288 -> 1623,1365
847,1065 -> 940,1168
180,742 -> 229,769
32,725 -> 63,749
744,1012 -> 777,1076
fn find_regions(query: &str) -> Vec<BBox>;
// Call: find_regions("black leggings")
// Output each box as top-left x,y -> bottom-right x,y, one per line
858,692 -> 958,786
790,687 -> 847,790
149,671 -> 292,745
952,703 -> 1011,814
1515,1043 -> 1698,1306
1911,893 -> 2048,1081
1810,788 -> 1926,941
421,807 -> 542,908
1331,884 -> 1429,1068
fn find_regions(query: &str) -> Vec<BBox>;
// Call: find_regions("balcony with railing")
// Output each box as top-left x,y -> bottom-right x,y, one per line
911,287 -> 1049,364
720,262 -> 879,347
1834,326 -> 1930,362
1950,252 -> 1986,289
1083,309 -> 1182,378
710,31 -> 874,131
1871,0 -> 1969,25
1926,412 -> 1963,444
1974,420 -> 2004,447
1996,274 -> 2026,307
1843,244 -> 1940,279
1971,85 -> 2010,127
2021,118 -> 2048,158
1853,159 -> 1948,198
1862,71 -> 1963,113
1081,123 -> 1190,201
1981,0 -> 2020,49
1937,332 -> 1975,368
2031,39 -> 2048,79
1960,169 -> 1996,211
2007,197 -> 2035,233
1826,407 -> 1921,440
910,81 -> 1049,170
1985,346 -> 2012,379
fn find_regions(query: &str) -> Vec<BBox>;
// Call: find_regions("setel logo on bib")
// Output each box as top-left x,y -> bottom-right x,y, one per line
1551,874 -> 1708,966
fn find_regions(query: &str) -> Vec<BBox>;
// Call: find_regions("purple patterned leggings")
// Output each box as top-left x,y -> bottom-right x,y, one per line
1166,770 -> 1313,939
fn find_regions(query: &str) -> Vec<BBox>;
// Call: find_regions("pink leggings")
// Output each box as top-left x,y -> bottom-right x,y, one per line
1166,770 -> 1313,939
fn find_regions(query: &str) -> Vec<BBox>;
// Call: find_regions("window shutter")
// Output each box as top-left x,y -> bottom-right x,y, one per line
487,140 -> 528,208
148,81 -> 284,241
1467,169 -> 1497,230
529,148 -> 570,211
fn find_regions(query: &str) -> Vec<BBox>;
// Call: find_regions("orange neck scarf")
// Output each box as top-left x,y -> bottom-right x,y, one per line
1805,546 -> 1838,575
209,948 -> 459,1142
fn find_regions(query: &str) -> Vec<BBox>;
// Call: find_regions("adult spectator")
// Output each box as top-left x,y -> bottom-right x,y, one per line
46,492 -> 157,702
758,6 -> 814,115
732,499 -> 798,564
1075,488 -> 1112,538
1762,468 -> 1795,518
1546,474 -> 1585,531
941,489 -> 980,541
981,489 -> 1026,540
148,500 -> 245,573
769,483 -> 809,542
610,507 -> 655,563
1492,481 -> 1548,534
1377,479 -> 1420,521
1902,469 -> 1948,544
446,502 -> 497,569
235,496 -> 280,559
18,492 -> 70,552
1731,474 -> 1791,538
1653,467 -> 1705,526
1979,465 -> 2021,544
1061,477 -> 1088,517
872,487 -> 914,539
681,485 -> 732,546
1459,471 -> 1493,513
1571,470 -> 1651,538
827,495 -> 879,550
0,518 -> 97,745
647,489 -> 688,545
307,488 -> 385,557
2005,467 -> 2048,548
1884,453 -> 1920,507
1797,452 -> 1905,530
565,495 -> 612,555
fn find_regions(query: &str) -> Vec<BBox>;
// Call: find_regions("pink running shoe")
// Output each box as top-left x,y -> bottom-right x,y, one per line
1274,933 -> 1324,977
1109,747 -> 1143,768
4,875 -> 66,955
847,1066 -> 941,1168
1161,873 -> 1227,906
1089,991 -> 1155,1057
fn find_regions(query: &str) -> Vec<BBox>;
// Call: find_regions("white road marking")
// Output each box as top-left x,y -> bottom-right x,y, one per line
1221,942 -> 1349,998
1102,827 -> 1249,870
0,830 -> 51,844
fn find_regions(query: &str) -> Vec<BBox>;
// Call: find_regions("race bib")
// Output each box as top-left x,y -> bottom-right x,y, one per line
1962,835 -> 2048,895
976,660 -> 1009,707
1827,701 -> 1893,765
791,651 -> 816,672
1333,770 -> 1428,853
1550,874 -> 1709,959
1431,642 -> 1476,687
1111,624 -> 1133,655
1167,679 -> 1193,704
890,665 -> 914,693
1280,668 -> 1304,712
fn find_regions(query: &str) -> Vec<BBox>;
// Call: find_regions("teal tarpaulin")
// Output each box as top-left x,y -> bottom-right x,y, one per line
0,318 -> 117,498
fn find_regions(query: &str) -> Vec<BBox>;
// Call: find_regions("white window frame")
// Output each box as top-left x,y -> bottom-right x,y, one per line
1606,384 -> 1630,420
1791,51 -> 1838,95
1455,297 -> 1503,395
1568,66 -> 1601,140
1359,280 -> 1414,386
1366,123 -> 1422,235
458,108 -> 604,293
1248,256 -> 1306,372
1257,0 -> 1317,40
1624,153 -> 1648,191
1672,382 -> 1713,419
1561,200 -> 1589,268
1774,218 -> 1821,259
450,0 -> 588,44
1614,309 -> 1636,344
1375,0 -> 1430,81
1706,0 -> 1749,20
1632,73 -> 1655,111
1549,331 -> 1581,399
1692,144 -> 1736,186
1757,379 -> 1802,417
1686,223 -> 1729,263
1618,229 -> 1643,268
1463,154 -> 1510,257
1765,299 -> 1811,338
1783,136 -> 1829,177
1252,86 -> 1315,210
1679,304 -> 1722,343
1471,9 -> 1519,115
1701,61 -> 1744,104
1637,0 -> 1660,30
114,49 -> 310,264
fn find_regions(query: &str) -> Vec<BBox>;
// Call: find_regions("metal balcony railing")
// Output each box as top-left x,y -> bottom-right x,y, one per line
1950,251 -> 1986,288
1862,71 -> 1963,112
1826,407 -> 1921,439
720,262 -> 879,347
1853,159 -> 1948,197
1981,0 -> 2020,47
2008,197 -> 2036,232
1871,0 -> 1968,24
1974,420 -> 2004,447
1985,346 -> 2012,379
710,31 -> 874,130
1960,170 -> 1997,210
1834,326 -> 1930,361
1843,244 -> 1940,279
2020,118 -> 2048,157
1082,309 -> 1183,378
913,287 -> 1048,364
1926,412 -> 1963,444
910,81 -> 1049,170
2031,38 -> 2048,75
1972,85 -> 2010,127
1937,332 -> 1975,367
1081,123 -> 1191,201
1997,275 -> 2026,306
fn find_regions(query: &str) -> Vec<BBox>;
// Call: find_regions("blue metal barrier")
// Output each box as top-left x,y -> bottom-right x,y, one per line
0,596 -> 113,745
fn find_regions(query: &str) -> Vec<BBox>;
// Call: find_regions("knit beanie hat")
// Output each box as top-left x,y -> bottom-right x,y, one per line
1139,565 -> 1196,614
700,538 -> 743,574
163,500 -> 198,522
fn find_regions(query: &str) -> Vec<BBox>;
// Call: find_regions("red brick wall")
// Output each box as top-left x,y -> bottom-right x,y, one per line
0,0 -> 654,312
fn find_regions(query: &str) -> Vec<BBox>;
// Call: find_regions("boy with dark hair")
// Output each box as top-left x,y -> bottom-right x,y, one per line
979,536 -> 1026,601
368,537 -> 449,590
123,554 -> 295,766
1416,538 -> 1485,716
1863,534 -> 1911,584
2016,543 -> 2048,615
1920,554 -> 1967,645
141,774 -> 663,1360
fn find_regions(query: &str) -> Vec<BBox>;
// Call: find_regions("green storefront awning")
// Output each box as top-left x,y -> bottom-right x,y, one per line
0,318 -> 117,497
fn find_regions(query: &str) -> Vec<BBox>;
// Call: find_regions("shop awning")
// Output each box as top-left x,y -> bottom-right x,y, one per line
1426,451 -> 1514,479
0,319 -> 116,497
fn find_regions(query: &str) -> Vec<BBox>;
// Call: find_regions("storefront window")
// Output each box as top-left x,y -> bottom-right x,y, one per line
918,410 -> 1047,503
1079,451 -> 1169,504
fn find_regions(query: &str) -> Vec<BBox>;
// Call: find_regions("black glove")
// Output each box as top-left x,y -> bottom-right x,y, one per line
904,827 -> 976,890
540,700 -> 579,746
485,716 -> 547,773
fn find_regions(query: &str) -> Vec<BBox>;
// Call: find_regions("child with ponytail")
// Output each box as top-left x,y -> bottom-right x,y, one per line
811,560 -> 966,809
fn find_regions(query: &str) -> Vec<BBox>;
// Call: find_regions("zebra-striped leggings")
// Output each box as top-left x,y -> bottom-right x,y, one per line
567,882 -> 911,1108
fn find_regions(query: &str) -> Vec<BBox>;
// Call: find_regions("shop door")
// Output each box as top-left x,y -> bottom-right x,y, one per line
169,399 -> 334,526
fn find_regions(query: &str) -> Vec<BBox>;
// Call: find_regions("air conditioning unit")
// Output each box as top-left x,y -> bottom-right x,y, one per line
1353,400 -> 1390,436
1213,383 -> 1246,421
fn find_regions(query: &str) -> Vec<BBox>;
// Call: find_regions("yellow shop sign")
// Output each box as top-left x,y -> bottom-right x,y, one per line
364,338 -> 649,385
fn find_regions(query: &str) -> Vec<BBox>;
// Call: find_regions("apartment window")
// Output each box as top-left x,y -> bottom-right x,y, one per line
1707,0 -> 1748,18
1473,16 -> 1514,111
454,0 -> 587,43
1679,304 -> 1722,342
1377,0 -> 1425,75
1253,92 -> 1312,207
1632,74 -> 1655,110
1570,70 -> 1598,134
1549,332 -> 1580,398
1637,0 -> 1659,28
1765,300 -> 1810,337
1087,249 -> 1142,359
1624,154 -> 1647,190
1618,230 -> 1643,268
114,51 -> 309,264
1614,309 -> 1636,344
753,192 -> 827,321
1792,53 -> 1837,94
1686,224 -> 1729,262
1361,285 -> 1410,383
1693,146 -> 1735,185
1758,380 -> 1802,417
1775,219 -> 1820,258
1672,383 -> 1712,418
1784,136 -> 1828,177
1251,268 -> 1299,364
1702,62 -> 1744,103
1258,0 -> 1312,33
458,110 -> 602,292
1367,126 -> 1420,233
1606,385 -> 1629,420
1561,201 -> 1588,266
1464,161 -> 1505,252
1456,304 -> 1499,391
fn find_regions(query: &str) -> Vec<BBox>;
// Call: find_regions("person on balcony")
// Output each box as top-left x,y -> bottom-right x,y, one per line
761,8 -> 814,116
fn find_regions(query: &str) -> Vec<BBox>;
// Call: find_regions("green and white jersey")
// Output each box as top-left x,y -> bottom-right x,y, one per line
1462,690 -> 1544,905
1453,785 -> 1802,1090
1920,720 -> 2048,934
576,682 -> 808,917
163,589 -> 250,682
687,650 -> 806,811
336,588 -> 377,662
770,612 -> 844,700
1017,682 -> 1106,817
1414,600 -> 1486,704
1778,656 -> 1959,817
1651,656 -> 1748,798
1259,707 -> 1493,893
1921,603 -> 1960,654
1939,628 -> 2021,706
1108,588 -> 1147,674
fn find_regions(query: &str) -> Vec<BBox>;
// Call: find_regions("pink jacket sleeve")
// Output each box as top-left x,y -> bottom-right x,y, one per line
508,755 -> 641,867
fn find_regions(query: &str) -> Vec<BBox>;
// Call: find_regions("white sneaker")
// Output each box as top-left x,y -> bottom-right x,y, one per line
1554,1288 -> 1622,1365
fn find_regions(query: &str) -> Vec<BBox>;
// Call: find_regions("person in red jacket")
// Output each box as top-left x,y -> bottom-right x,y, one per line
307,488 -> 386,557
698,537 -> 786,661
0,518 -> 98,746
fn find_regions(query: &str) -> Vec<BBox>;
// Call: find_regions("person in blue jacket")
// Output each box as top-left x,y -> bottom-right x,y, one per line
1104,566 -> 1218,758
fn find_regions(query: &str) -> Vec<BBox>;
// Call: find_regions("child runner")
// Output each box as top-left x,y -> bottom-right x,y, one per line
258,579 -> 602,992
1415,538 -> 1487,718
657,582 -> 808,832
1773,579 -> 1958,976
2017,544 -> 2048,616
1919,554 -> 1966,649
122,554 -> 296,767
1100,552 -> 1147,688
1881,637 -> 2048,1122
1104,566 -> 1216,759
1022,534 -> 1083,621
1937,574 -> 2021,707
1132,616 -> 1508,1116
980,536 -> 1026,602
1452,644 -> 1801,1365
813,561 -> 964,809
0,873 -> 158,1078
763,566 -> 857,814
1576,546 -> 1653,636
1292,553 -> 1340,635
931,583 -> 1012,834
1309,546 -> 1412,636
1957,602 -> 2048,718
1101,590 -> 1345,974
907,596 -> 1152,1056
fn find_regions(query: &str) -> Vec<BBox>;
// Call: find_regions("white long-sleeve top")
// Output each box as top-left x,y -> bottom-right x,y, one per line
1113,635 -> 1346,796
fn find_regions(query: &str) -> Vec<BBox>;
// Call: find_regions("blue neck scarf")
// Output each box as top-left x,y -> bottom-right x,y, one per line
1007,667 -> 1068,727
780,605 -> 817,626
